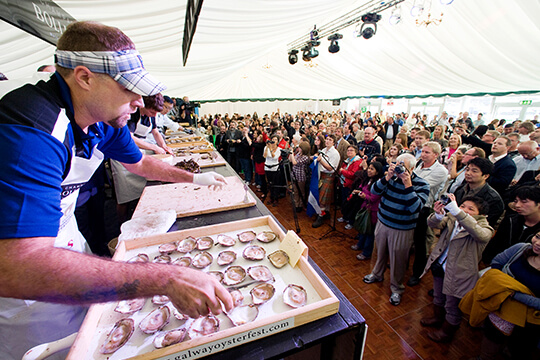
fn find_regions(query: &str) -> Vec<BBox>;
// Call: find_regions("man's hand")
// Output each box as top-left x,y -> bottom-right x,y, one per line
386,162 -> 396,180
166,268 -> 233,318
163,146 -> 175,156
398,170 -> 412,187
153,145 -> 166,154
433,201 -> 445,215
193,172 -> 227,190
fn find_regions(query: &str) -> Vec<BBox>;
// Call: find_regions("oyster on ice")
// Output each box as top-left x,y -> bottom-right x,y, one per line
127,253 -> 149,263
114,298 -> 145,314
188,315 -> 220,338
158,241 -> 178,254
267,250 -> 289,268
196,236 -> 214,250
172,256 -> 192,267
153,328 -> 187,348
283,284 -> 307,308
237,230 -> 256,243
139,305 -> 171,334
100,318 -> 134,354
250,283 -> 275,305
227,305 -> 259,326
247,265 -> 274,282
177,236 -> 197,253
223,266 -> 246,286
192,251 -> 213,268
242,245 -> 266,261
256,231 -> 277,243
217,234 -> 236,247
153,254 -> 172,264
217,250 -> 237,266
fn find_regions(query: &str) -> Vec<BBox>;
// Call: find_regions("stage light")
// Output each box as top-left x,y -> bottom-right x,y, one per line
440,0 -> 454,4
411,0 -> 425,17
358,13 -> 381,39
301,45 -> 319,61
388,6 -> 402,25
327,33 -> 343,53
288,50 -> 298,65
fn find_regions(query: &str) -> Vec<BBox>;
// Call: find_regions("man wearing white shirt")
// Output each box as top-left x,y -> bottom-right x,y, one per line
437,111 -> 451,130
512,141 -> 540,184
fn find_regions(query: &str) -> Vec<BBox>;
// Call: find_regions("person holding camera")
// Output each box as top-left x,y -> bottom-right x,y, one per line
363,153 -> 430,306
420,193 -> 493,343
289,142 -> 310,211
264,135 -> 281,206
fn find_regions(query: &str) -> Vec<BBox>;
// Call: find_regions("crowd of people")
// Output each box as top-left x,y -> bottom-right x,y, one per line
192,108 -> 540,360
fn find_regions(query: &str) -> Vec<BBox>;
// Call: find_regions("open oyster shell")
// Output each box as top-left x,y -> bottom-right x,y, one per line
217,234 -> 236,247
256,231 -> 277,243
217,250 -> 237,266
196,236 -> 214,250
229,289 -> 244,307
188,315 -> 220,338
223,266 -> 246,286
250,283 -> 275,305
283,284 -> 307,308
139,305 -> 171,334
127,253 -> 149,263
267,250 -> 289,268
153,254 -> 172,264
158,242 -> 178,254
152,295 -> 170,305
100,318 -> 134,354
242,245 -> 266,261
153,328 -> 187,349
227,305 -> 259,326
177,236 -> 197,253
172,256 -> 192,267
207,270 -> 224,283
114,298 -> 145,315
247,265 -> 274,282
192,251 -> 213,268
237,230 -> 256,243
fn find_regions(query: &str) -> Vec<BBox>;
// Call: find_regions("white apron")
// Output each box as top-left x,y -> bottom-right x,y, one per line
0,145 -> 104,360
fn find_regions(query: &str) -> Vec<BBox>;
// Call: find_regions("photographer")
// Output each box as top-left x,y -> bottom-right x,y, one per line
264,135 -> 281,206
177,96 -> 199,126
420,194 -> 493,343
289,142 -> 310,211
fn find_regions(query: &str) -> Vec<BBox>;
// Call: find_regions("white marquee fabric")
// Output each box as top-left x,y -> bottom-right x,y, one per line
0,0 -> 539,102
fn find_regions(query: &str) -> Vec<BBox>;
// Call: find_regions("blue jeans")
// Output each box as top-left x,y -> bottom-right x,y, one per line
238,158 -> 252,183
355,233 -> 374,258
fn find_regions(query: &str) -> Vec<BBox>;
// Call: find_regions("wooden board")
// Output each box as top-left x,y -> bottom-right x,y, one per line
132,176 -> 256,219
67,216 -> 339,360
168,140 -> 213,153
173,151 -> 226,168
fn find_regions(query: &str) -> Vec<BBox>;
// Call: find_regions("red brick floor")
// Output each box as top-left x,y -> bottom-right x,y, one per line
255,188 -> 484,360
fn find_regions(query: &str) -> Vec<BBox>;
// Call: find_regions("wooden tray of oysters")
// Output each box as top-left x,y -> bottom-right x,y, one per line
68,216 -> 339,360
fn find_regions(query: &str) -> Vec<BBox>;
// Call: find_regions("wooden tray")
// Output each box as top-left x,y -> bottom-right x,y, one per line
132,176 -> 256,219
173,151 -> 227,168
168,141 -> 213,152
67,216 -> 340,360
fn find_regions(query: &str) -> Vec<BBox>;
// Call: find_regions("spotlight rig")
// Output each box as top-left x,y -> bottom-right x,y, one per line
358,12 -> 381,39
288,49 -> 299,65
327,33 -> 343,53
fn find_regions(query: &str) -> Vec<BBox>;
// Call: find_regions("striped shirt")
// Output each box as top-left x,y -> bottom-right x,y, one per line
371,174 -> 430,230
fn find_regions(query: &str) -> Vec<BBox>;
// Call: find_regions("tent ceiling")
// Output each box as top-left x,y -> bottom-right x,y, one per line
1,0 -> 539,101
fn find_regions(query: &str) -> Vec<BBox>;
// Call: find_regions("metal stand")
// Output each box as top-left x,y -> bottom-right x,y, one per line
274,155 -> 301,233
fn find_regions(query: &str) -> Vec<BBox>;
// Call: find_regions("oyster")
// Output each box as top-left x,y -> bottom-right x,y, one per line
229,289 -> 244,307
256,231 -> 277,243
152,295 -> 170,305
207,270 -> 224,283
267,250 -> 289,268
158,242 -> 178,254
153,254 -> 172,264
227,305 -> 259,326
223,266 -> 246,286
247,265 -> 274,282
172,307 -> 189,321
217,234 -> 236,247
196,236 -> 214,250
153,328 -> 187,348
283,284 -> 307,308
172,256 -> 192,267
217,250 -> 237,266
139,305 -> 171,334
188,315 -> 220,338
114,298 -> 145,314
127,253 -> 149,263
250,283 -> 275,305
100,318 -> 134,354
242,245 -> 266,261
237,230 -> 256,243
192,251 -> 213,269
177,236 -> 197,253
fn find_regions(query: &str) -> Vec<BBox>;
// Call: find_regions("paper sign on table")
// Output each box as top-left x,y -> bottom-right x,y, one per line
279,230 -> 308,267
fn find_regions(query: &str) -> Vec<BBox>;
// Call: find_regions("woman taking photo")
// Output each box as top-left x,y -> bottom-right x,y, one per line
439,134 -> 462,166
263,135 -> 281,206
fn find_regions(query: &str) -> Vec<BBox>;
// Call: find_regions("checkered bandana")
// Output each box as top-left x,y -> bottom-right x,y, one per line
55,49 -> 166,96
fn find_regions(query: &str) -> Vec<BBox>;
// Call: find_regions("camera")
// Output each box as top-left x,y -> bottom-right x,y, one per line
280,148 -> 292,158
184,102 -> 200,110
439,194 -> 451,205
267,140 -> 275,144
394,162 -> 406,175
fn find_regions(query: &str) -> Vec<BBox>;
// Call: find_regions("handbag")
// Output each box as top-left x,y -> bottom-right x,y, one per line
353,207 -> 373,235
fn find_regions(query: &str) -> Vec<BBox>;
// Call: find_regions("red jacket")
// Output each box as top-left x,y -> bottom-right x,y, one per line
340,157 -> 362,188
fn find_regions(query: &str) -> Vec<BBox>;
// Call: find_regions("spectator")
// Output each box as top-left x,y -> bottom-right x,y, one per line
385,143 -> 404,165
413,130 -> 431,160
358,127 -> 381,162
439,134 -> 462,167
446,147 -> 485,194
487,136 -> 517,195
334,127 -> 351,165
517,121 -> 535,142
263,135 -> 281,206
337,145 -> 363,227
506,132 -> 521,159
456,126 -> 498,157
431,125 -> 448,148
420,194 -> 493,343
343,124 -> 357,146
454,157 -> 504,227
363,153 -> 430,306
349,161 -> 384,260
512,140 -> 540,184
395,132 -> 409,148
225,120 -> 242,171
237,126 -> 253,184
289,142 -> 310,212
383,116 -> 400,152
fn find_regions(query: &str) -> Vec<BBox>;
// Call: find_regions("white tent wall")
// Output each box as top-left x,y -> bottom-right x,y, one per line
199,100 -> 339,118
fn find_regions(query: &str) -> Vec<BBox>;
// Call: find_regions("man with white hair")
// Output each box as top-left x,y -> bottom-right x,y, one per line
512,140 -> 540,184
363,153 -> 430,306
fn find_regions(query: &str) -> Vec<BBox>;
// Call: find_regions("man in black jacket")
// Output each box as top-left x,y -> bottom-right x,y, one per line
487,136 -> 516,196
383,116 -> 400,153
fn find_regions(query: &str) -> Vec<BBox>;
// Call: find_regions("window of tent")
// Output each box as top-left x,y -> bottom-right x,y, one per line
525,107 -> 540,120
493,106 -> 522,122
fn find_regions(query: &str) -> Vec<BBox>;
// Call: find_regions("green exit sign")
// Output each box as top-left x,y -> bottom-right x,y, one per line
361,106 -> 367,112
521,100 -> 532,105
